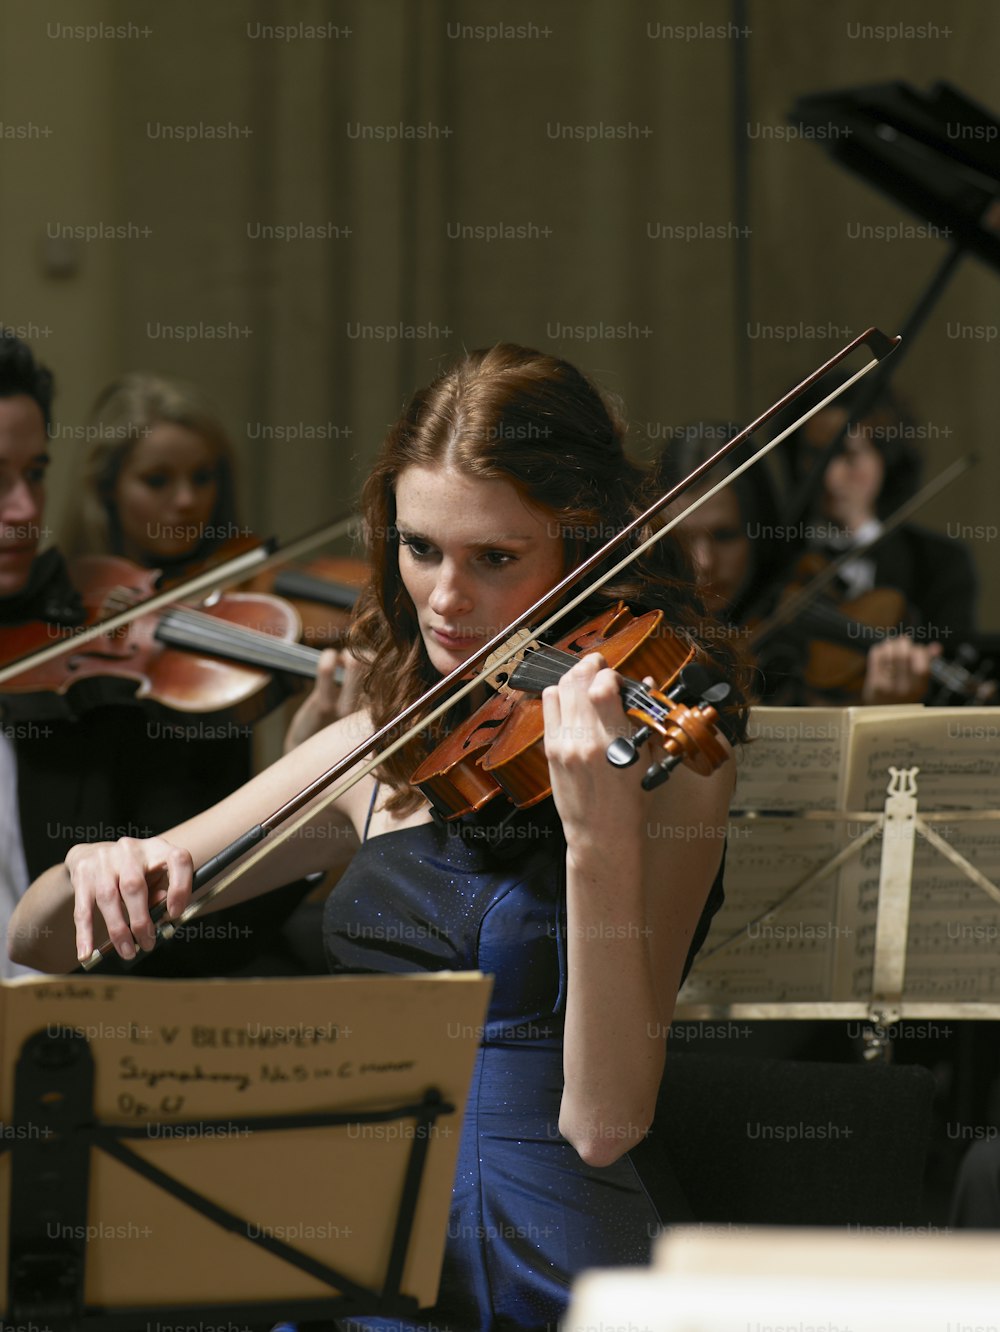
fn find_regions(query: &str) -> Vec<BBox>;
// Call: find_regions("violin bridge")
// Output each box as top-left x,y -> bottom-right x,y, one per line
482,629 -> 539,695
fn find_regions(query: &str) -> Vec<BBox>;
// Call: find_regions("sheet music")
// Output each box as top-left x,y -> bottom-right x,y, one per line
682,708 -> 858,1006
838,708 -> 1000,1002
681,705 -> 1000,1011
680,816 -> 846,1004
731,708 -> 847,812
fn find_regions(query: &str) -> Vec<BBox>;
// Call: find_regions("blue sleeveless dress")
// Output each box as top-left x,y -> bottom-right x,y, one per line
323,794 -> 723,1332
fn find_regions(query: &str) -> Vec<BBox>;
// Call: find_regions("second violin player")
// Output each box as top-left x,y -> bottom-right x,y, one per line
777,371 -> 979,704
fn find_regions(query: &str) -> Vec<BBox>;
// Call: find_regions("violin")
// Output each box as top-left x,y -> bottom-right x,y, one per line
410,602 -> 730,819
0,555 -> 325,725
245,555 -> 368,647
182,516 -> 368,647
156,530 -> 367,647
748,547 -> 994,705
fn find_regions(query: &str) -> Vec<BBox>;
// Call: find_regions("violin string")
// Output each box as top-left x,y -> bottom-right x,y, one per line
158,608 -> 320,677
162,609 -> 320,671
513,645 -> 666,720
516,645 -> 658,707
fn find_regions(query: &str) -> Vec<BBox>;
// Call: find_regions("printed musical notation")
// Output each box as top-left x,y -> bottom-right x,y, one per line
682,706 -> 1000,1011
733,708 -> 846,813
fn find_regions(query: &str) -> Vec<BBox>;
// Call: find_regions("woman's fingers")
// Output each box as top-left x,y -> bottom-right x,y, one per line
67,837 -> 194,963
542,653 -> 643,838
337,649 -> 365,714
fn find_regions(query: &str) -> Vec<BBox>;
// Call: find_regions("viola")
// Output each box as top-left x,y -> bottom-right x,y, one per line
410,602 -> 730,820
0,555 -> 325,724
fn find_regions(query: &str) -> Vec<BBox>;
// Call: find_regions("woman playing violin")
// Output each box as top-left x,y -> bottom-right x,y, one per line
56,369 -> 363,747
777,373 -> 978,705
11,344 -> 746,1331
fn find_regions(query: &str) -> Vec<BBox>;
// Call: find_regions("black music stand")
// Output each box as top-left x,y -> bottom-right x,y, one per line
779,80 -> 1000,526
3,1030 -> 450,1331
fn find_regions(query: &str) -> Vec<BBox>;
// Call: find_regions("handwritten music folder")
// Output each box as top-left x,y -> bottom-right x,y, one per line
0,971 -> 491,1313
676,705 -> 1000,1014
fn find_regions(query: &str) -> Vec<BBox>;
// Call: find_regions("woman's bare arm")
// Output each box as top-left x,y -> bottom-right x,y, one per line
543,654 -> 736,1166
8,709 -> 373,974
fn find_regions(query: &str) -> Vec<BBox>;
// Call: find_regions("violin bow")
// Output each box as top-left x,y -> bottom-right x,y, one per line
0,513 -> 359,686
80,326 -> 901,970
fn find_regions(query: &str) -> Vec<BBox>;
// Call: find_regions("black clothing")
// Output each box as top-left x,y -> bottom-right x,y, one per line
0,547 -> 83,627
868,522 -> 977,641
746,522 -> 979,704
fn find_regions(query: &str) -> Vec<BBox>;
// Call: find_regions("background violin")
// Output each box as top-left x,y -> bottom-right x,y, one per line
157,527 -> 367,648
747,548 -> 995,705
0,554 -> 327,724
245,554 -> 368,647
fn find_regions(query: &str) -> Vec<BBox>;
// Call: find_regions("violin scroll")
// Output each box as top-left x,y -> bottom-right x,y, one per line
608,663 -> 731,790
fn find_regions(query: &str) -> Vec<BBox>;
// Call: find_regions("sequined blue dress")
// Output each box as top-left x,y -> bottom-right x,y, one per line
323,794 -> 723,1332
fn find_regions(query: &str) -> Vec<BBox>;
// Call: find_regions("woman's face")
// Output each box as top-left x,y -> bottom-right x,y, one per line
0,394 -> 49,598
113,423 -> 221,562
801,408 -> 885,528
672,485 -> 750,614
394,464 -> 566,676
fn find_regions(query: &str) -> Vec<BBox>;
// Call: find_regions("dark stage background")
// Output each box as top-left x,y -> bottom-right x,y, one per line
0,0 -> 997,619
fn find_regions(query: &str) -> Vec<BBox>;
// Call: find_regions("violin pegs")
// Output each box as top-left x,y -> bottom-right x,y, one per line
700,681 -> 731,707
641,751 -> 683,791
605,725 -> 651,768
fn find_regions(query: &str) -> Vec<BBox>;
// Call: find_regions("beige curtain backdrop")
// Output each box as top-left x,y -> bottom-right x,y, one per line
1,0 -> 996,619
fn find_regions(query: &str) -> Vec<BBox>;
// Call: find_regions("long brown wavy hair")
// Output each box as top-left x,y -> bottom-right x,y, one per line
350,344 -> 750,813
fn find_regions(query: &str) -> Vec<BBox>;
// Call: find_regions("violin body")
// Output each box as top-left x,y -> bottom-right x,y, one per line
246,555 -> 368,647
751,552 -> 907,698
0,556 -> 303,724
410,603 -> 717,819
749,551 -> 992,704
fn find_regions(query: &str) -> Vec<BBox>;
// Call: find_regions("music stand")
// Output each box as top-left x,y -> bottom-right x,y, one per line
779,80 -> 1000,529
675,705 -> 1000,1026
0,971 -> 491,1331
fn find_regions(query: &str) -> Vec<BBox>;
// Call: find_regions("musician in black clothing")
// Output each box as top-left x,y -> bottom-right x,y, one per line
0,330 -> 324,978
655,394 -> 980,708
775,373 -> 978,705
